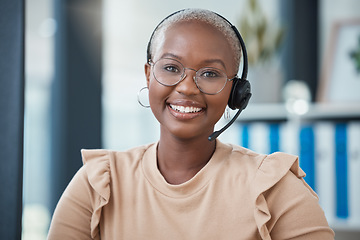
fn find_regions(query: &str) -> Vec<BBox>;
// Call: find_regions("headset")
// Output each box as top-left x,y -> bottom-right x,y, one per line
146,9 -> 252,141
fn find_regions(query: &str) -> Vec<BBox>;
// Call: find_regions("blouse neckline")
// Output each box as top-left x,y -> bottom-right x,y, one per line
141,139 -> 230,198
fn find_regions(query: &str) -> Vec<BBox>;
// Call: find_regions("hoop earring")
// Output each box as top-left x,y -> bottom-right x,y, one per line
137,87 -> 150,108
223,106 -> 231,120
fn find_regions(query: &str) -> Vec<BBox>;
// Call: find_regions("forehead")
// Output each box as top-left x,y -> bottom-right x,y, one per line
152,21 -> 234,66
156,20 -> 229,47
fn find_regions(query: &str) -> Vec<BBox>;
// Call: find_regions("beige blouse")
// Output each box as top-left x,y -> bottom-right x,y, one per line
47,140 -> 334,239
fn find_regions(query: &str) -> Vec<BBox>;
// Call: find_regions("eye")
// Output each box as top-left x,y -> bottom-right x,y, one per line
163,65 -> 180,73
202,71 -> 217,77
199,68 -> 222,78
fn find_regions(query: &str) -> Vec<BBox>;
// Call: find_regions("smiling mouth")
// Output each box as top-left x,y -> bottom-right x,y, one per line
169,104 -> 203,113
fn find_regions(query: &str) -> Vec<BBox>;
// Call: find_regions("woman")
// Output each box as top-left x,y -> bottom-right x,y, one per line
47,8 -> 334,239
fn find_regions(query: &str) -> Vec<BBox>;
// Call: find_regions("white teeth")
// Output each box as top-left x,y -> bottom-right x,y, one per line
170,104 -> 202,113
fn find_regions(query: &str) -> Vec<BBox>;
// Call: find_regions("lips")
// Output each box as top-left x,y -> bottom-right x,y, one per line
169,104 -> 202,113
167,101 -> 205,120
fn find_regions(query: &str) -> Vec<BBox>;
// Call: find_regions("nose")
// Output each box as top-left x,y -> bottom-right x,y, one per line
175,68 -> 200,95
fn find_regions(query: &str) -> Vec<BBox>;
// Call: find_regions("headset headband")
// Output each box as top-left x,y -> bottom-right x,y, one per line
146,9 -> 248,81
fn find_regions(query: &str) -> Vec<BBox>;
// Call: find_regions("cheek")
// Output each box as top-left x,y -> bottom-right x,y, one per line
148,81 -> 161,107
148,80 -> 170,117
207,86 -> 232,121
148,88 -> 163,124
217,83 -> 232,108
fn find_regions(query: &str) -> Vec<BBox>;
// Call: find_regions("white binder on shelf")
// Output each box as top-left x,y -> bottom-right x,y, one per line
249,122 -> 269,154
280,121 -> 299,156
347,121 -> 360,226
314,122 -> 335,224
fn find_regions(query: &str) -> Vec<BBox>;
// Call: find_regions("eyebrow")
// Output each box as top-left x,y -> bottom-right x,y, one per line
202,59 -> 227,70
159,53 -> 227,70
159,53 -> 182,60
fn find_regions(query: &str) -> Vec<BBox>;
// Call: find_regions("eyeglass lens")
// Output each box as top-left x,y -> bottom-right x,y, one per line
152,58 -> 228,95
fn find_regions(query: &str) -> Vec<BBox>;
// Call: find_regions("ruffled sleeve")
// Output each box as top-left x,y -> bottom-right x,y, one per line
81,149 -> 111,239
47,150 -> 111,240
251,152 -> 334,240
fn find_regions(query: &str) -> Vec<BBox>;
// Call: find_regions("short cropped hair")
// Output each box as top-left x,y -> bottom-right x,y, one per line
148,8 -> 242,73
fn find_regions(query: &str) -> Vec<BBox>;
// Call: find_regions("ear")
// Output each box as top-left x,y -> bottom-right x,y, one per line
144,62 -> 151,88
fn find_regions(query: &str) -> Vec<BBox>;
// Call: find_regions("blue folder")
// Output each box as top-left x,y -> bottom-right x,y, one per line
335,123 -> 348,219
299,125 -> 315,191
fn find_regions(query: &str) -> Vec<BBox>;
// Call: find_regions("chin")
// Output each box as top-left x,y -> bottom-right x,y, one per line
165,125 -> 211,141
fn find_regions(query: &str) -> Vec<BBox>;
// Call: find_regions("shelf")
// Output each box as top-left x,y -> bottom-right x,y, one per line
330,220 -> 360,232
238,102 -> 360,122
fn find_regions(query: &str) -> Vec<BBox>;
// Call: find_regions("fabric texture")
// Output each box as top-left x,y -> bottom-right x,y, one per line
47,140 -> 334,240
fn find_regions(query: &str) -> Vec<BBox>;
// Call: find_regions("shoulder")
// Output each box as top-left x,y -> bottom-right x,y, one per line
81,143 -> 155,165
80,143 -> 156,186
80,143 -> 156,196
218,141 -> 266,169
81,143 -> 155,172
217,140 -> 304,181
221,142 -> 306,185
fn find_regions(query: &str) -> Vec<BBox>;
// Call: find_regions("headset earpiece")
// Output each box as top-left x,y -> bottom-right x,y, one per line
228,78 -> 252,110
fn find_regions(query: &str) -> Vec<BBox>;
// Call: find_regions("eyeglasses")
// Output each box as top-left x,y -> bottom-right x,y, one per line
149,58 -> 236,95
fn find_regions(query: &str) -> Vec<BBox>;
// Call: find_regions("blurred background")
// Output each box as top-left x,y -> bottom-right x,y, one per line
3,0 -> 359,239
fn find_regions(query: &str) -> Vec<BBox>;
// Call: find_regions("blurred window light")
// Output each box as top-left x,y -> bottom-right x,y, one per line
22,204 -> 50,240
286,98 -> 310,115
23,1 -> 55,239
283,80 -> 311,115
38,18 -> 57,38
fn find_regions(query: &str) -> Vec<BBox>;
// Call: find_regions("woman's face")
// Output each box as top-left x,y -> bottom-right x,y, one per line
145,21 -> 237,141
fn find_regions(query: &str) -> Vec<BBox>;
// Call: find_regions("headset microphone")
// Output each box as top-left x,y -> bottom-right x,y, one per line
208,89 -> 251,141
208,109 -> 242,141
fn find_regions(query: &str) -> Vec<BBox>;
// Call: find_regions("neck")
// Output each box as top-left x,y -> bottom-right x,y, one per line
157,133 -> 216,185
